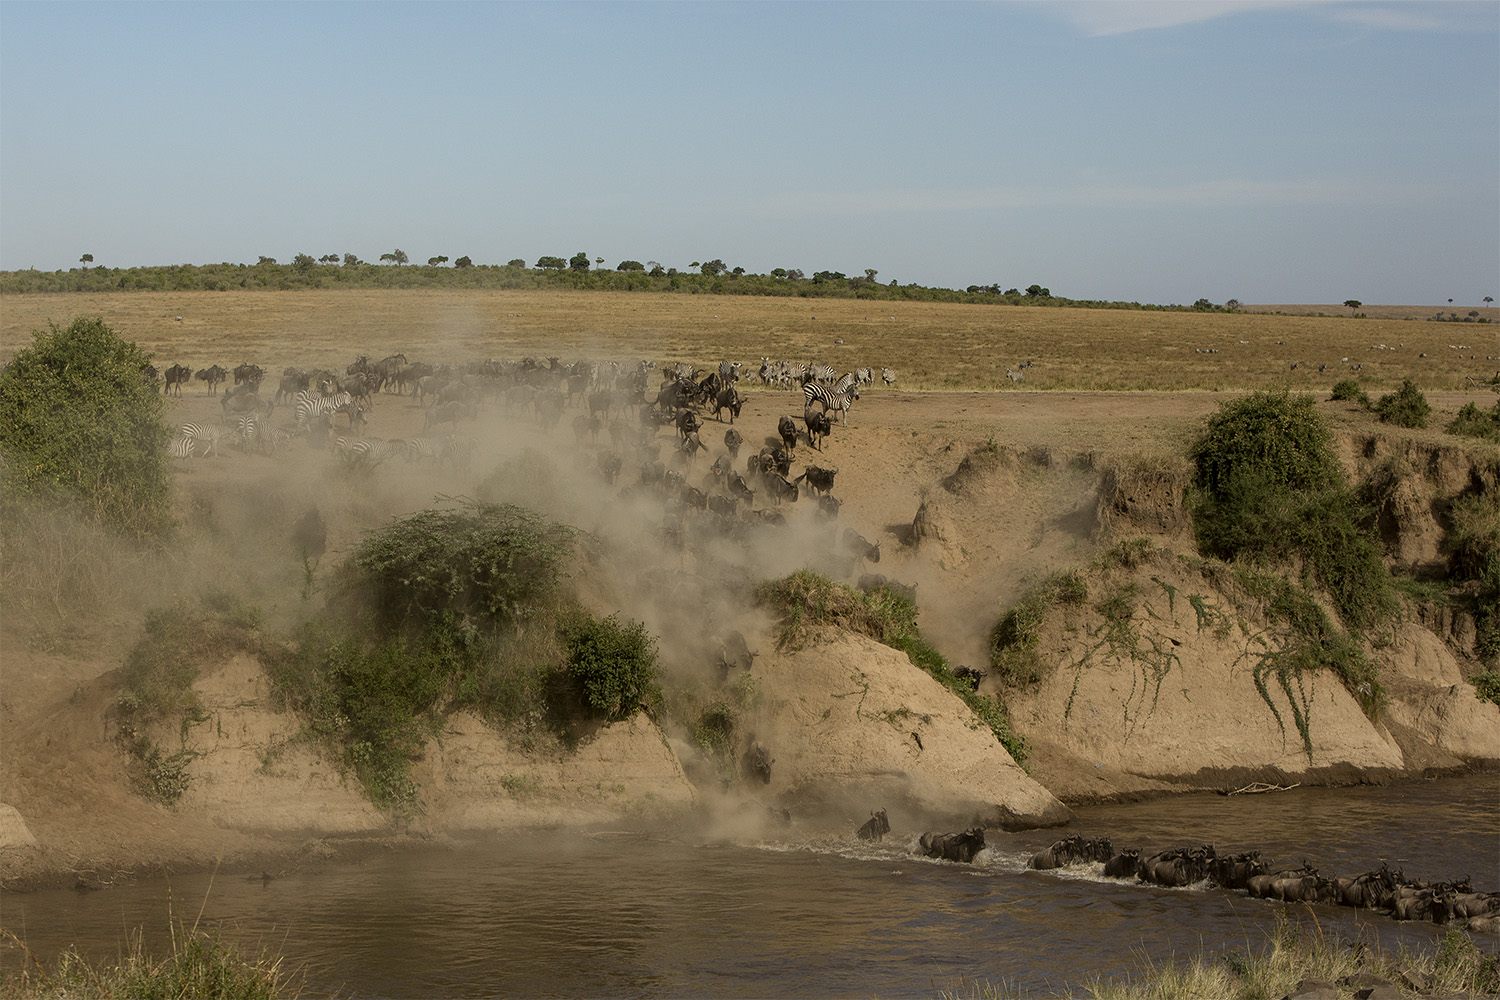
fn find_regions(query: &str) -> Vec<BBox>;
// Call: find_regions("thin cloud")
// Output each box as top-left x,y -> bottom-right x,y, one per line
752,177 -> 1445,217
1047,0 -> 1492,37
1049,1 -> 1300,37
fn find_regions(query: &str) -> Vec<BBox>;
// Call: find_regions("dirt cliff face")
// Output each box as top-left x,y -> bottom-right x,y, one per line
4,390 -> 1497,888
740,631 -> 1071,831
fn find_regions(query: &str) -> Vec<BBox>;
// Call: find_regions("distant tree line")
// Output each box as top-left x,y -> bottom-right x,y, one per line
2,256 -> 1245,312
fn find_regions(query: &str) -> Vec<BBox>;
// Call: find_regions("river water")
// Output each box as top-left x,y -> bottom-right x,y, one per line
3,774 -> 1496,998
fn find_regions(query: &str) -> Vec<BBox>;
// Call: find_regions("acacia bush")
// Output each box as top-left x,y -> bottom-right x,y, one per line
1446,492 -> 1500,664
1189,391 -> 1394,632
1447,399 -> 1500,441
1329,378 -> 1370,406
266,501 -> 664,808
0,316 -> 171,534
1375,378 -> 1431,428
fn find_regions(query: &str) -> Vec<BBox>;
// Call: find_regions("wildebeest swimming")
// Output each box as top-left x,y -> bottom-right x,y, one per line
919,828 -> 986,864
1025,834 -> 1497,934
856,808 -> 890,842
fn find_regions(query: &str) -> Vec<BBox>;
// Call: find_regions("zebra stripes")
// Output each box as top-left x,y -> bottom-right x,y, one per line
295,389 -> 354,428
803,374 -> 860,426
178,422 -> 224,457
881,367 -> 896,387
334,436 -> 405,469
168,435 -> 198,462
806,364 -> 837,386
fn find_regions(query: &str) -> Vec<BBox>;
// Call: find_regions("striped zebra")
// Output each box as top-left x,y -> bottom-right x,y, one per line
717,361 -> 741,382
294,389 -> 353,428
782,361 -> 807,390
402,437 -> 441,470
167,435 -> 197,464
806,364 -> 837,385
881,367 -> 896,387
179,421 -> 225,457
336,436 -> 404,469
803,373 -> 860,427
854,367 -> 873,387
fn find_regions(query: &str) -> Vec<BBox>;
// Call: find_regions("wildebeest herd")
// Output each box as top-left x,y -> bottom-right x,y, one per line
154,351 -> 917,592
1023,834 -> 1498,934
847,820 -> 1496,935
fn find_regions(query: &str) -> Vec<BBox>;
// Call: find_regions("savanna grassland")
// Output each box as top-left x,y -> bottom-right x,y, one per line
2,289 -> 1495,394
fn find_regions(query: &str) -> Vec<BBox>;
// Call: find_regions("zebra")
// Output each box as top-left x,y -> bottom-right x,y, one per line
1006,368 -> 1024,384
717,360 -> 741,383
167,434 -> 197,464
294,389 -> 353,428
782,361 -> 808,390
335,436 -> 403,469
881,367 -> 896,387
803,373 -> 860,427
806,364 -> 837,386
404,436 -> 446,467
179,421 -> 225,457
854,367 -> 873,387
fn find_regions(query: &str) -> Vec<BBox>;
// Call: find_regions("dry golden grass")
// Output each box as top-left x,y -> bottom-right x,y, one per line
1,289 -> 1496,392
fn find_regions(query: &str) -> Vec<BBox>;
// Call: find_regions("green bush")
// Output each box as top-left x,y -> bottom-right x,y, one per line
1374,378 -> 1431,428
989,571 -> 1088,685
1446,400 -> 1500,441
1190,391 -> 1394,632
0,316 -> 171,534
1446,492 -> 1500,663
559,610 -> 660,721
344,500 -> 574,631
1471,669 -> 1500,705
753,569 -> 917,650
1329,378 -> 1370,406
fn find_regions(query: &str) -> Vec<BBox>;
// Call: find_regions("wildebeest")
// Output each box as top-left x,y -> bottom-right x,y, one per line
1030,835 -> 1113,871
675,408 -> 701,441
233,362 -> 265,386
856,574 -> 916,602
713,385 -> 743,423
724,427 -> 743,459
195,365 -> 227,395
778,415 -> 798,453
715,630 -> 757,677
954,666 -> 985,690
425,400 -> 476,432
221,391 -> 272,421
919,828 -> 986,864
804,407 -> 832,450
1104,849 -> 1142,879
842,527 -> 880,565
743,742 -> 773,784
1209,851 -> 1266,892
163,363 -> 191,396
857,808 -> 891,842
1138,845 -> 1216,888
798,465 -> 836,496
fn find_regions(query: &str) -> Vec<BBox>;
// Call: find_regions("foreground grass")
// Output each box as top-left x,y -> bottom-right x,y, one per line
1,927 -> 302,1000
944,917 -> 1500,999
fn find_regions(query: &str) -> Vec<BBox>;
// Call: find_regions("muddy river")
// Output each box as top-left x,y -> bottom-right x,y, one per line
3,774 -> 1496,997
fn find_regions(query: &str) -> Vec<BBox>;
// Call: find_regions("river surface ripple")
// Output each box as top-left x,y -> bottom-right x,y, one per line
3,774 -> 1496,998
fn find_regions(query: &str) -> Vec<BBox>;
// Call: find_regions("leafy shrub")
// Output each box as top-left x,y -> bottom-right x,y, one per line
1190,391 -> 1394,632
1446,400 -> 1500,442
1374,379 -> 1431,428
989,571 -> 1088,685
754,569 -> 917,649
1329,378 -> 1370,406
0,317 -> 171,535
1471,670 -> 1500,705
559,610 -> 660,721
1446,492 -> 1500,663
344,500 -> 574,631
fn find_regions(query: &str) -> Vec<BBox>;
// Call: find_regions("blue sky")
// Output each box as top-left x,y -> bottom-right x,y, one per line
1,1 -> 1495,305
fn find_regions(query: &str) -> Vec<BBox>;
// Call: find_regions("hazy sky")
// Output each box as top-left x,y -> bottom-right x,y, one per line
2,1 -> 1495,305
